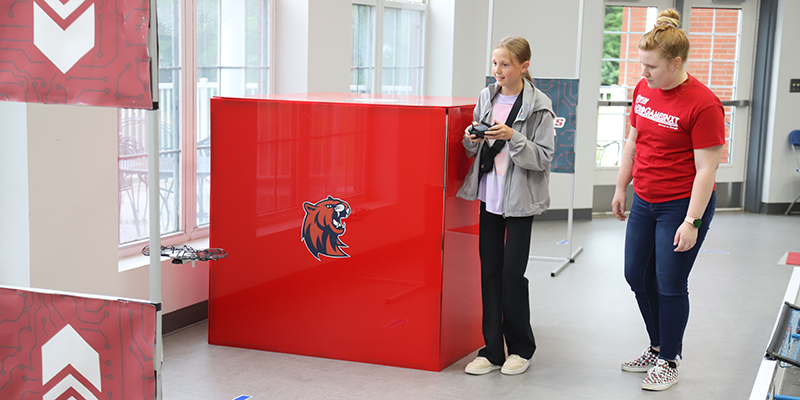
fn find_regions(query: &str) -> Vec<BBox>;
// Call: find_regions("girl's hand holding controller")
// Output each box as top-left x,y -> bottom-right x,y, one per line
465,122 -> 492,142
484,119 -> 512,140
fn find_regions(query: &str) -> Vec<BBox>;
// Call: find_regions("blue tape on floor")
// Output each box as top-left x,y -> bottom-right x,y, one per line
556,239 -> 568,245
232,396 -> 252,400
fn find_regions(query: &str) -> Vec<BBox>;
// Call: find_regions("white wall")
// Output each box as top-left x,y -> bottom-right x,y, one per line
26,104 -> 129,295
425,0 -> 456,97
0,102 -> 31,287
426,0 -> 489,98
451,0 -> 492,98
273,0 -> 351,94
308,0 -> 352,93
274,0 -> 310,94
491,2 -> 580,79
762,0 -> 800,204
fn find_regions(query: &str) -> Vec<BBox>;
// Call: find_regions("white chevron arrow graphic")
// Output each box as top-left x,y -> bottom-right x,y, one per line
41,0 -> 87,20
33,1 -> 95,73
43,374 -> 100,400
41,324 -> 101,400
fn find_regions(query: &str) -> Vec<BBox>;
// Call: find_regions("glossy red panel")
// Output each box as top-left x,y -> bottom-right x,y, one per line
439,106 -> 484,370
216,91 -> 479,108
209,94 -> 480,371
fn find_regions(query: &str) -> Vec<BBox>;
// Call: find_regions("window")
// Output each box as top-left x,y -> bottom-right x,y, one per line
351,5 -> 375,94
598,4 -> 742,168
686,7 -> 741,165
597,5 -> 658,167
118,0 -> 270,253
118,0 -> 182,245
351,1 -> 426,95
197,0 -> 270,226
381,7 -> 425,95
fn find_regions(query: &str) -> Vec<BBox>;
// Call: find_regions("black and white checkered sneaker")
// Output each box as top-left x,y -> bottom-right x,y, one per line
621,347 -> 659,373
641,358 -> 679,391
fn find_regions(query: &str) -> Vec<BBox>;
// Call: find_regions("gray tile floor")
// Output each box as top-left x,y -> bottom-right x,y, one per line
163,211 -> 799,400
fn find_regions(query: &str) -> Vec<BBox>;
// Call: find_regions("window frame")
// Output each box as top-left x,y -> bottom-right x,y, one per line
681,0 -> 757,183
352,0 -> 427,95
118,0 -> 274,259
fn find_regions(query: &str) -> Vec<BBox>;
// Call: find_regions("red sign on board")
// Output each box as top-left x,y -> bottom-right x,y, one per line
0,287 -> 157,399
0,0 -> 153,109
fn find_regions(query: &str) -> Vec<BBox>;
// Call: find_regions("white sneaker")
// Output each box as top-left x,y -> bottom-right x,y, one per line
465,357 -> 501,375
642,358 -> 679,391
500,354 -> 531,375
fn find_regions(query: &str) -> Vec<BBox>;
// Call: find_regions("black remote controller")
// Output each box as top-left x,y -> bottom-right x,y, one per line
469,122 -> 492,138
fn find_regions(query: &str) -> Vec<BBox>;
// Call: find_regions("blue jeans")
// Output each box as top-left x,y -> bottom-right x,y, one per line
624,192 -> 716,361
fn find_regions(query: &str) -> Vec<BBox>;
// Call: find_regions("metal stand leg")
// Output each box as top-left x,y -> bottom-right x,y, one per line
147,110 -> 163,400
786,192 -> 800,215
145,2 -> 163,396
529,173 -> 584,277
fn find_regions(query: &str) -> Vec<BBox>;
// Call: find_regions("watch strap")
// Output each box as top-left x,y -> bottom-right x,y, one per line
684,216 -> 701,228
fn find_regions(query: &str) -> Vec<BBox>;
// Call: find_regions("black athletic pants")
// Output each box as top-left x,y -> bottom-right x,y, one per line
476,202 -> 536,365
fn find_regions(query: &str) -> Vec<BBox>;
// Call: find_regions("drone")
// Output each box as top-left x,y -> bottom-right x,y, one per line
142,244 -> 228,265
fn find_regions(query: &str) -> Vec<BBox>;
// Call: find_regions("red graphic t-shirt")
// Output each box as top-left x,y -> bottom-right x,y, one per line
629,74 -> 725,203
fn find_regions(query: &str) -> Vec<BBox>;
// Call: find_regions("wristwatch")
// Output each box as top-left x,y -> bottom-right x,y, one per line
684,216 -> 702,228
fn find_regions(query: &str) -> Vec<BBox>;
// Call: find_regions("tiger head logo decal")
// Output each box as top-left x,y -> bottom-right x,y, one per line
301,196 -> 351,260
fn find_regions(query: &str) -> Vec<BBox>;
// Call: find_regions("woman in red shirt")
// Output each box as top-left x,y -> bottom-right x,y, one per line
612,9 -> 725,391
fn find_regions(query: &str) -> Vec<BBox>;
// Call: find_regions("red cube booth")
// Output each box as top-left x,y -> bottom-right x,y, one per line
208,92 -> 483,371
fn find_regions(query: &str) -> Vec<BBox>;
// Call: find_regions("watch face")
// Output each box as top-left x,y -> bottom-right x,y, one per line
693,219 -> 702,228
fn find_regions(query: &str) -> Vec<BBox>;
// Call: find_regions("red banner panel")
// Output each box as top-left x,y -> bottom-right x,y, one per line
0,286 -> 156,400
0,0 -> 153,109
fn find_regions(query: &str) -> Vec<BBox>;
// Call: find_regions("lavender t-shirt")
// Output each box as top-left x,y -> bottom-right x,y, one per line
478,92 -> 518,215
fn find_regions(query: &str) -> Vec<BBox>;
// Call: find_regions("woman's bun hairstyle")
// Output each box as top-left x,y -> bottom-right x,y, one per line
655,8 -> 681,30
638,9 -> 690,63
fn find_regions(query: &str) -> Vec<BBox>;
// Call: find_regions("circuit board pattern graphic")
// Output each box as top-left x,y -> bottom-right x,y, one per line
0,0 -> 153,109
0,287 -> 156,400
485,77 -> 579,174
533,78 -> 579,174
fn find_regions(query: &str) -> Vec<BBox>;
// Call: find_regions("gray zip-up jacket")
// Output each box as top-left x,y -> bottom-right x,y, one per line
456,79 -> 555,217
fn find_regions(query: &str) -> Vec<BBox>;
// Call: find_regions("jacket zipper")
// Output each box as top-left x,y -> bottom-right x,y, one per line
502,118 -> 518,218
